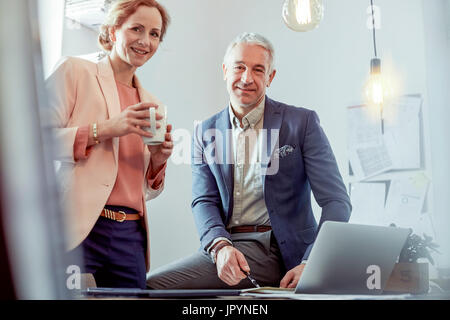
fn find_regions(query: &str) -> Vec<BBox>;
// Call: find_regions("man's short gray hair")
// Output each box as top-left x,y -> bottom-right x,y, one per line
223,32 -> 275,74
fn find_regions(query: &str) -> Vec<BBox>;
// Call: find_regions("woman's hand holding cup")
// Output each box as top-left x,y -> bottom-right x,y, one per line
96,102 -> 163,142
148,124 -> 173,175
143,104 -> 172,173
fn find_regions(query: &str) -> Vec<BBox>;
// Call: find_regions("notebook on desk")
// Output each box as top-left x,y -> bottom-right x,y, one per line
83,287 -> 242,298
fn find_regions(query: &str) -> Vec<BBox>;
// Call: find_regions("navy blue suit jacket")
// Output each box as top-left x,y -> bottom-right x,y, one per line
191,96 -> 351,270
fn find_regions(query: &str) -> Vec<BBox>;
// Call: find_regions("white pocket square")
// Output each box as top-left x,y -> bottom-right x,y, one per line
273,145 -> 295,159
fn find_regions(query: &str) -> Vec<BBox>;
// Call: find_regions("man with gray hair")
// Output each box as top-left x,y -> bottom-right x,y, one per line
147,32 -> 351,289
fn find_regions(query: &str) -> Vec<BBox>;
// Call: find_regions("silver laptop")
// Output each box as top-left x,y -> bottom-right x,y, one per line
295,221 -> 411,295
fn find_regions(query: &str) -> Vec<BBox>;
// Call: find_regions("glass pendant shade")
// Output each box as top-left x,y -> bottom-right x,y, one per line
282,0 -> 324,32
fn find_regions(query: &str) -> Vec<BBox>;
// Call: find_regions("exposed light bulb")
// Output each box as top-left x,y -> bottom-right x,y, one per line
296,0 -> 312,24
364,58 -> 395,107
365,74 -> 384,105
282,0 -> 324,32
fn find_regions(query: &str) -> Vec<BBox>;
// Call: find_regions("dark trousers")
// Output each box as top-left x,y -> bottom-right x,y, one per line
147,231 -> 284,289
71,206 -> 147,289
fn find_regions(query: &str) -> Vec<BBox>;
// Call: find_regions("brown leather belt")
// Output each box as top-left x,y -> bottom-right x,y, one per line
227,225 -> 272,234
100,208 -> 140,222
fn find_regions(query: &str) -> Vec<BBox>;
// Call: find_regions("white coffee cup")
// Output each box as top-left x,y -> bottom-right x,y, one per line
142,105 -> 167,145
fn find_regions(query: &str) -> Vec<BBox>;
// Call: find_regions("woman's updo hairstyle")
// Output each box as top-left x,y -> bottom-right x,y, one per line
98,0 -> 170,52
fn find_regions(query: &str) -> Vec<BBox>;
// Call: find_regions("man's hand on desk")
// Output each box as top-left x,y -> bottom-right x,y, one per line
214,243 -> 250,286
280,263 -> 306,289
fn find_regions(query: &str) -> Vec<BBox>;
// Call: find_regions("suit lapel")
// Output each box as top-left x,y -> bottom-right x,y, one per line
215,108 -> 233,206
261,97 -> 283,185
96,57 -> 120,162
96,56 -> 121,120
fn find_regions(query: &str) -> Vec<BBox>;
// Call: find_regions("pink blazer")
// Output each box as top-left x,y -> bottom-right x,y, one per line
46,55 -> 164,271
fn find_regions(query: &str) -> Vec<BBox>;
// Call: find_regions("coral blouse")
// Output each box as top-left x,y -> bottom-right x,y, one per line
73,80 -> 165,215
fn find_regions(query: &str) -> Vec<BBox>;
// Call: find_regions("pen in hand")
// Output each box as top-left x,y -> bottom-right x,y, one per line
243,269 -> 260,288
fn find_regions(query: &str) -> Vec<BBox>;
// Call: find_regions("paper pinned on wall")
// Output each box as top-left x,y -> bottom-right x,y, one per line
384,172 -> 430,226
349,182 -> 387,226
411,213 -> 435,239
347,105 -> 383,147
347,95 -> 423,180
383,95 -> 422,170
348,143 -> 394,180
347,105 -> 394,180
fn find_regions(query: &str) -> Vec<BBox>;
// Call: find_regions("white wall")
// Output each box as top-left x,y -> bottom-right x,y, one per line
422,0 -> 450,269
53,0 -> 449,270
61,20 -> 99,57
37,0 -> 65,78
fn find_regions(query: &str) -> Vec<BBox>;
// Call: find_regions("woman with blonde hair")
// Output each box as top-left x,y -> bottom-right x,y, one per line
46,0 -> 172,288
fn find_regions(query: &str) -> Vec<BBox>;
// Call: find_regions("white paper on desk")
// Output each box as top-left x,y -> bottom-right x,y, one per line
384,172 -> 429,226
241,287 -> 293,294
349,182 -> 386,226
347,105 -> 393,180
240,292 -> 411,300
383,95 -> 422,170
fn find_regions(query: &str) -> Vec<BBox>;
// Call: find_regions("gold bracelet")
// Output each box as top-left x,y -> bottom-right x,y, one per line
93,123 -> 100,144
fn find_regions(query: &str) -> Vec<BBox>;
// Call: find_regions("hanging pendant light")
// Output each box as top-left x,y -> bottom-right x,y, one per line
365,58 -> 385,106
363,0 -> 397,133
282,0 -> 324,32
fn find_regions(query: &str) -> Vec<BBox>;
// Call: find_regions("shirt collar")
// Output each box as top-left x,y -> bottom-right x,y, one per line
228,97 -> 265,130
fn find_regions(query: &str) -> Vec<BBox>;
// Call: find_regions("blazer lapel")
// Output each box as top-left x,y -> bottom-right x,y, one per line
96,57 -> 121,162
261,97 -> 283,185
96,56 -> 121,120
215,108 -> 233,207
